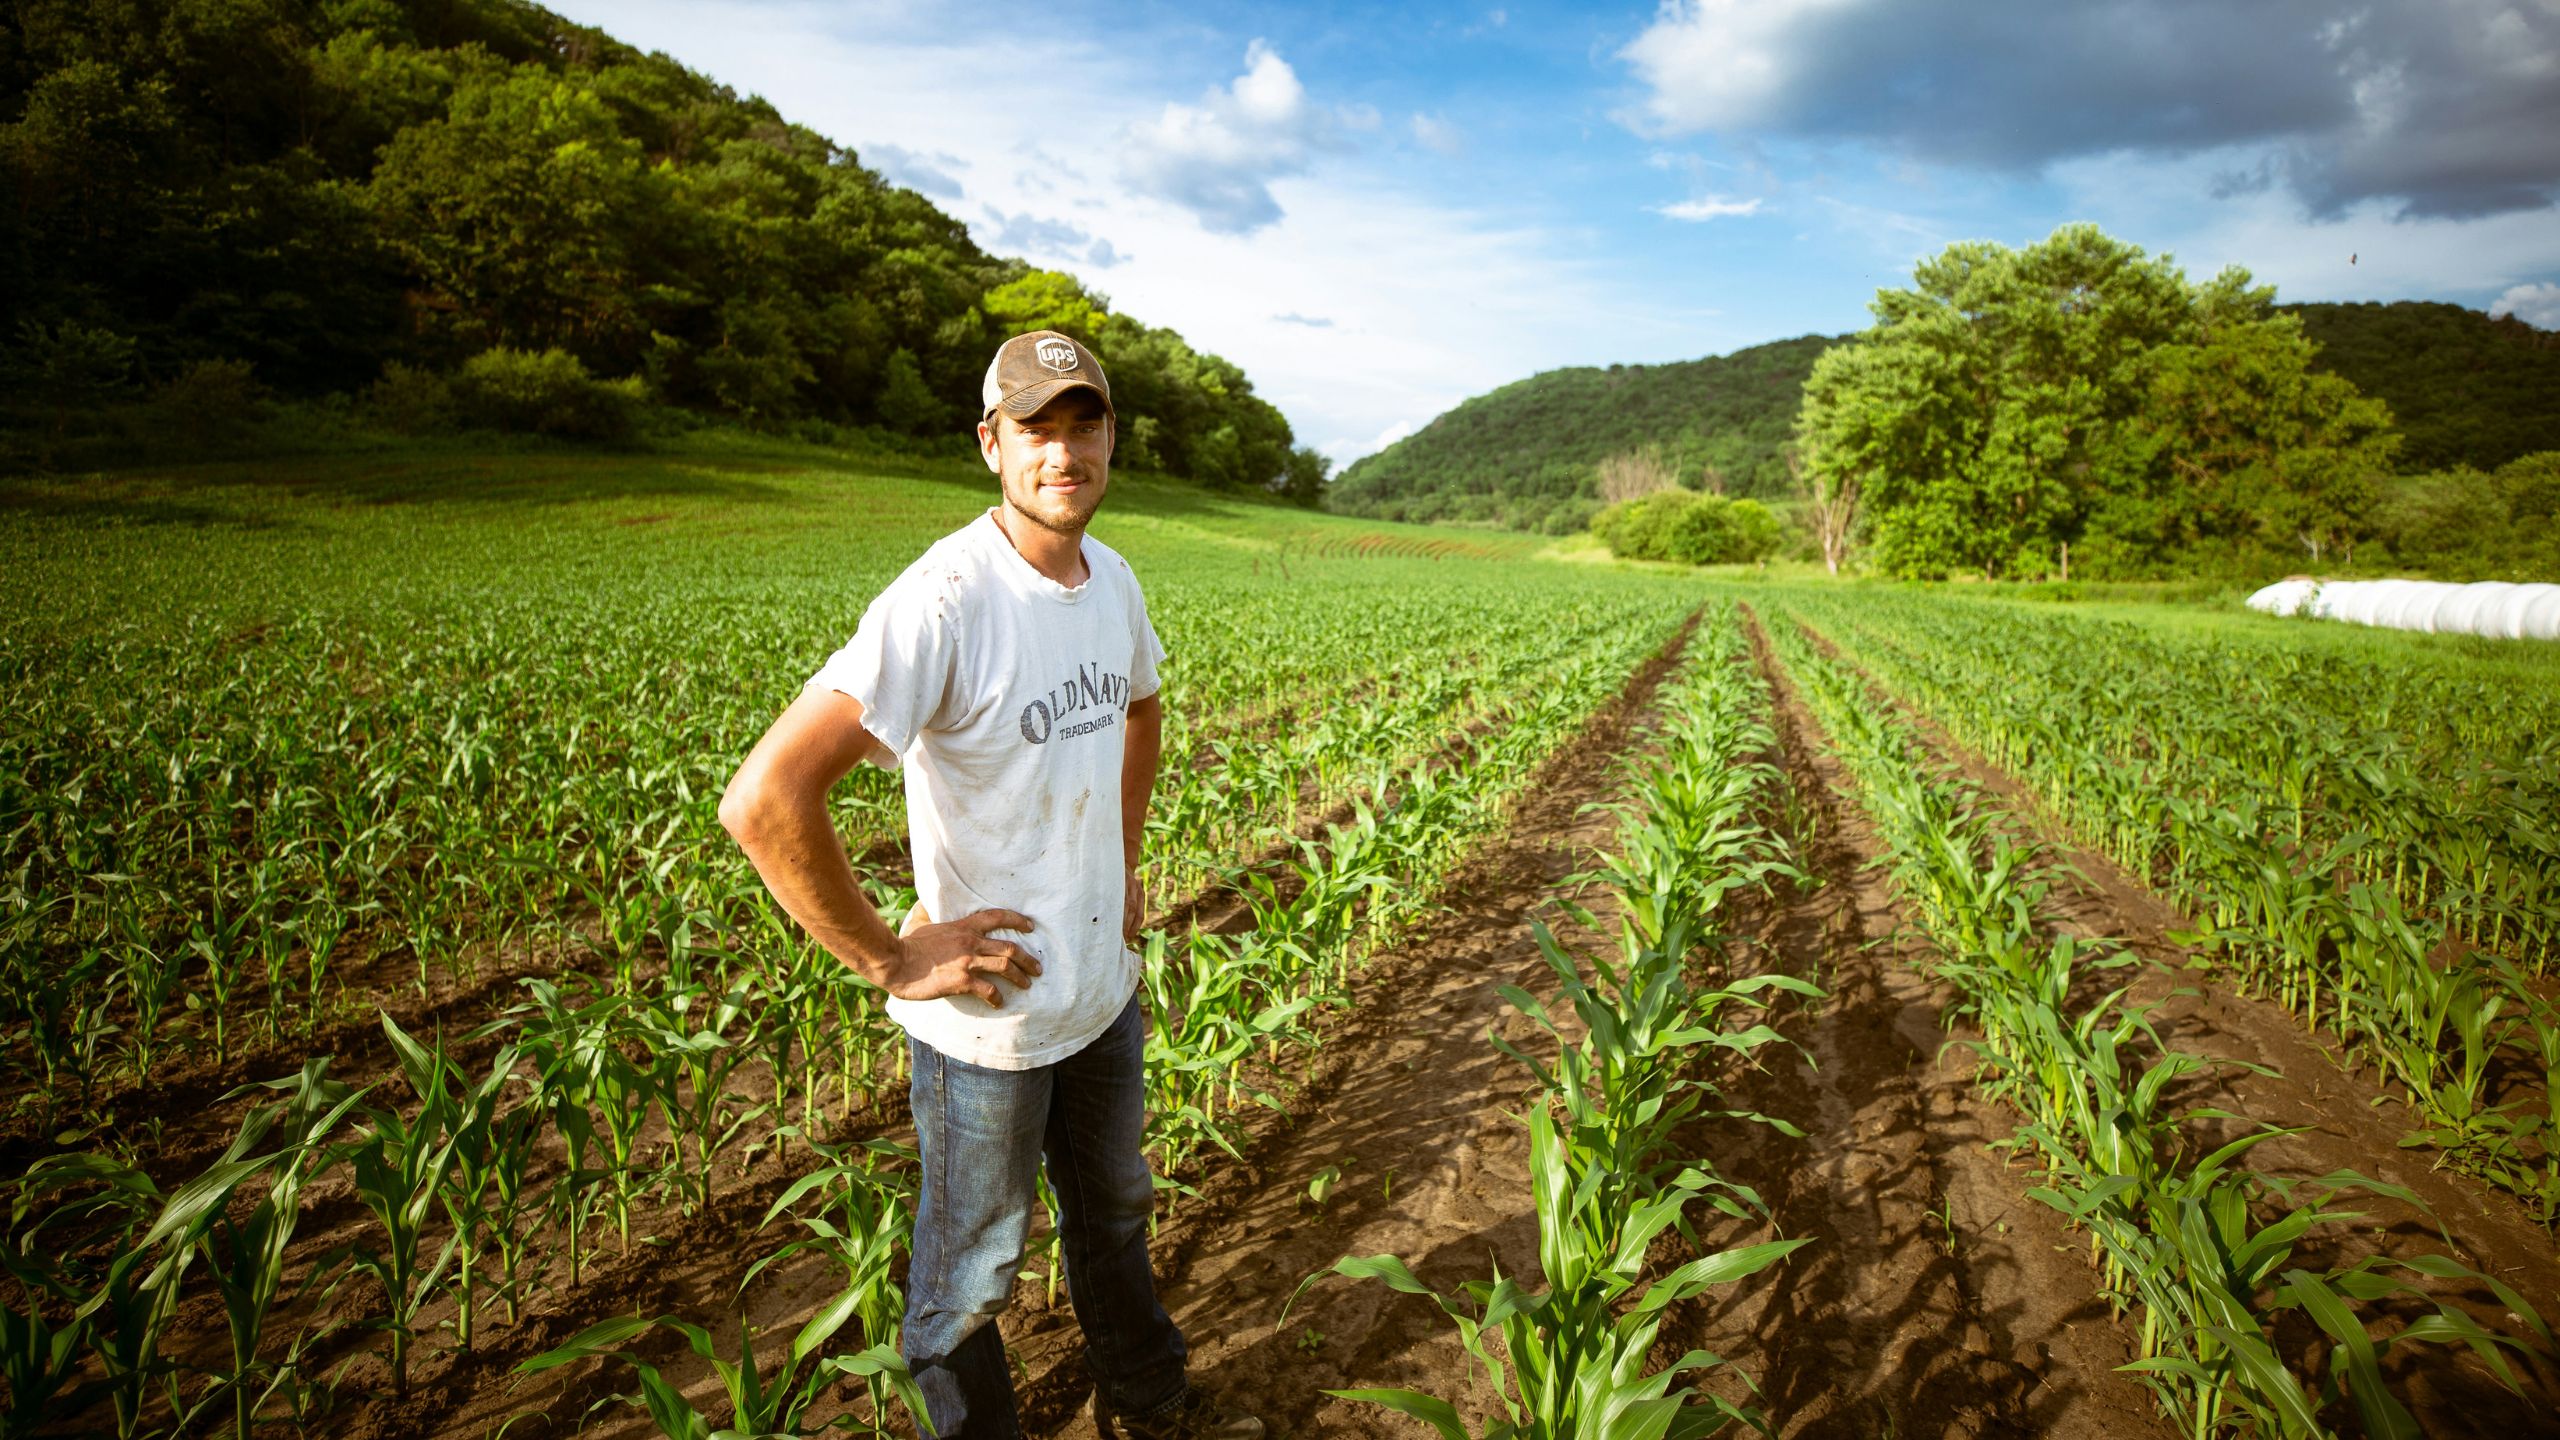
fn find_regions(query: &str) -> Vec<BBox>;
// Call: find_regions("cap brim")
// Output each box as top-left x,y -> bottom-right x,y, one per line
994,377 -> 1112,418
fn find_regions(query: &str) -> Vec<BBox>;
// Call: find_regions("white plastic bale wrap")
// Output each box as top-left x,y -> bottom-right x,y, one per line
2524,585 -> 2560,640
2243,578 -> 2560,640
2245,578 -> 2319,617
2435,582 -> 2516,635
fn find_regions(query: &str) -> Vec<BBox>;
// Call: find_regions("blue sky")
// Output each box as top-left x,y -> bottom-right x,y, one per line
548,0 -> 2560,466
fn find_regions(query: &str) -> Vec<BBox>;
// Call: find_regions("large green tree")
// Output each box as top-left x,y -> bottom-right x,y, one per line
1797,224 -> 2395,578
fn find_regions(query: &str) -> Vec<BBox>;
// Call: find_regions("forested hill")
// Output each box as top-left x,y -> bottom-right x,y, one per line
0,0 -> 1318,492
2288,301 -> 2560,472
1329,300 -> 2556,533
1326,335 -> 1837,532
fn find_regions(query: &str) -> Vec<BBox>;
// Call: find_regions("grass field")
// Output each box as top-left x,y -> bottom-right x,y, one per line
3,442 -> 2554,1439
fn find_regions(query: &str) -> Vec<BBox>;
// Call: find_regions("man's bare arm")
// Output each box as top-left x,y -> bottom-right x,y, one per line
719,687 -> 1041,1006
1121,692 -> 1163,941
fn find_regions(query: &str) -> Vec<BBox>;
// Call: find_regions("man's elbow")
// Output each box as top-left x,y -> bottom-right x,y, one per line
718,771 -> 770,849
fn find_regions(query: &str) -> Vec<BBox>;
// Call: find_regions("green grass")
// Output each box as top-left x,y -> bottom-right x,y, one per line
0,434 -> 1553,642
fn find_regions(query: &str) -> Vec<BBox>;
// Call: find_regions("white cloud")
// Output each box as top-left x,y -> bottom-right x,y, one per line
976,209 -> 1129,269
1657,195 -> 1762,221
864,142 -> 966,199
1619,0 -> 1853,137
1620,0 -> 2560,219
2047,149 -> 2560,309
1120,40 -> 1361,234
537,1 -> 1695,471
1411,113 -> 1463,156
2487,281 -> 2560,330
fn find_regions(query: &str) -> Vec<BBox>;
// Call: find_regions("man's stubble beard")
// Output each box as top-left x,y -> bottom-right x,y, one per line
1007,467 -> 1106,536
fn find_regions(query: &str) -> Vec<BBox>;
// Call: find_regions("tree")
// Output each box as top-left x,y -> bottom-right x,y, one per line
876,348 -> 943,434
1275,445 -> 1330,507
1796,223 -> 2395,579
1787,442 -> 1859,576
1595,445 -> 1678,502
364,71 -> 654,360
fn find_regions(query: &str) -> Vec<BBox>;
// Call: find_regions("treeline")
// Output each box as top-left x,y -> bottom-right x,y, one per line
1326,336 -> 1831,532
0,0 -> 1322,497
1798,227 -> 2558,581
1333,272 -> 2558,580
2289,300 -> 2560,473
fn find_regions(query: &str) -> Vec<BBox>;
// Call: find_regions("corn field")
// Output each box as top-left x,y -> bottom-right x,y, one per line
3,456 -> 2556,1437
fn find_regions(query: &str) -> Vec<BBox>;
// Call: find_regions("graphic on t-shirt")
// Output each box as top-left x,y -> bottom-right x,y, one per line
1017,660 -> 1133,745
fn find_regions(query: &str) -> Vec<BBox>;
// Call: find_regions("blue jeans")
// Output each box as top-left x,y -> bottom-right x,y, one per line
901,990 -> 1188,1437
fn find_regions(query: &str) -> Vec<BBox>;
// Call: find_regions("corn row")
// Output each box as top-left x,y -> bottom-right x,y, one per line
1301,604 -> 1817,1439
1765,610 -> 2550,1439
1783,592 -> 2560,1223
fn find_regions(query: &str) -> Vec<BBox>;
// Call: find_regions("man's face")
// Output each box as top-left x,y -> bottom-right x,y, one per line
978,390 -> 1113,537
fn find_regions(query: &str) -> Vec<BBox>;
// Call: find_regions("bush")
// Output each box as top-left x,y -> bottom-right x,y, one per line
876,348 -> 944,435
1590,489 -> 1786,565
148,358 -> 268,449
448,346 -> 643,442
1723,498 -> 1784,563
2369,451 -> 2560,581
363,362 -> 454,434
1540,498 -> 1602,536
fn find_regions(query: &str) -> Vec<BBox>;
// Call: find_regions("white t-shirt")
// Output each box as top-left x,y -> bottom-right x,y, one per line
806,509 -> 1166,1070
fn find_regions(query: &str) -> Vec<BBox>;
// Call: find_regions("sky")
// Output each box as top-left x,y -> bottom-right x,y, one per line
545,0 -> 2560,467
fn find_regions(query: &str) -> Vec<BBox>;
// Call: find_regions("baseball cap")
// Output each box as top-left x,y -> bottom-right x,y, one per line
982,330 -> 1113,421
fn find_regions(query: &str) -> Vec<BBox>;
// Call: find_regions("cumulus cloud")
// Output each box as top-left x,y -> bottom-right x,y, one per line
978,209 -> 1129,269
1120,41 -> 1356,234
2490,281 -> 2560,330
864,142 -> 966,199
1618,0 -> 2560,219
1412,112 -> 1464,156
1657,195 -> 1762,221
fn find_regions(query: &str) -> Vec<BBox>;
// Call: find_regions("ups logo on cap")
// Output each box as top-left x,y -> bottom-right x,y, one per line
1035,338 -> 1079,372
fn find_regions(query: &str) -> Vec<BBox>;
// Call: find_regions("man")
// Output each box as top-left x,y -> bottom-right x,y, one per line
718,330 -> 1261,1439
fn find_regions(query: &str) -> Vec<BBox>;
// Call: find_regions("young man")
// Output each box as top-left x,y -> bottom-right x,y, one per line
718,330 -> 1261,1439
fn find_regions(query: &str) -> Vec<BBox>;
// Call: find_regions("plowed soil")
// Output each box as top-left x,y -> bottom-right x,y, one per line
1771,609 -> 2560,1436
44,603 -> 2558,1440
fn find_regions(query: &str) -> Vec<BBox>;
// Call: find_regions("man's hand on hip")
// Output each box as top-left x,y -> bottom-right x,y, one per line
888,908 -> 1040,1007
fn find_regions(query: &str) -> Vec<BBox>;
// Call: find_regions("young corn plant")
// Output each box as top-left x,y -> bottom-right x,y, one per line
159,1060 -> 371,1439
6,1151 -> 175,1439
514,1288 -> 929,1440
1297,1070 -> 1806,1439
435,1037 -> 532,1354
348,1016 -> 490,1398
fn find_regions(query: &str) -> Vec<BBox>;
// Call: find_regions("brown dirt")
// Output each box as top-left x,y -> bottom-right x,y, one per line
1774,608 -> 2560,1435
1662,612 -> 2169,1440
46,596 -> 2551,1440
350,613 -> 1709,1440
1001,609 -> 1707,1437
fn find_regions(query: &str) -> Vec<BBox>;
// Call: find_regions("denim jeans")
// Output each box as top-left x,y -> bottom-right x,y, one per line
901,990 -> 1188,1437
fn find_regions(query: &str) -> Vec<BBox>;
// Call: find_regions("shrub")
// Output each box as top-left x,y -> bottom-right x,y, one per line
2369,450 -> 2560,581
1590,489 -> 1785,565
1540,498 -> 1601,536
148,358 -> 268,449
363,362 -> 455,434
1723,498 -> 1784,563
448,347 -> 642,442
875,348 -> 944,435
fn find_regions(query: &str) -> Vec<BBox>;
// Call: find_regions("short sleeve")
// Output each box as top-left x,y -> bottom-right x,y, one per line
1127,570 -> 1167,702
804,571 -> 964,766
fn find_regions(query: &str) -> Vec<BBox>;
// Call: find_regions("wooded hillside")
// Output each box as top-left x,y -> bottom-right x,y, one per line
1326,336 -> 1834,532
1327,300 -> 2556,535
0,0 -> 1316,491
